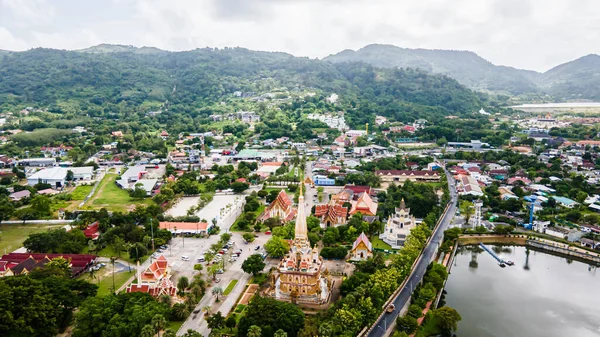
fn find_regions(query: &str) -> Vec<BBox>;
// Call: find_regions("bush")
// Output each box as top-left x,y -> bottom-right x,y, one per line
320,246 -> 348,259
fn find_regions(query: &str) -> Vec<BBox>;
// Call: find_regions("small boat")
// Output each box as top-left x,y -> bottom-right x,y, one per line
505,261 -> 515,266
499,263 -> 506,268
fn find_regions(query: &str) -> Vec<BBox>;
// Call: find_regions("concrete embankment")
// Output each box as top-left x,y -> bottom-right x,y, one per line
457,235 -> 527,246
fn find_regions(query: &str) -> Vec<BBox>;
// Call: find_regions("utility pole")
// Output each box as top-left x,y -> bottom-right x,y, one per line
150,218 -> 155,252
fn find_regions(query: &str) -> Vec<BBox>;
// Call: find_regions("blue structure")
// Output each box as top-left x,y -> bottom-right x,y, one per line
479,243 -> 513,267
314,178 -> 335,186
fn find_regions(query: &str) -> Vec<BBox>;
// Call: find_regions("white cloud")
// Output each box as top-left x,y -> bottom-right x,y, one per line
1,0 -> 599,71
0,26 -> 28,50
1,0 -> 56,25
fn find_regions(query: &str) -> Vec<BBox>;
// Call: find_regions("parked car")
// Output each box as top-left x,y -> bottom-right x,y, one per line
181,256 -> 190,261
197,256 -> 205,262
217,269 -> 224,274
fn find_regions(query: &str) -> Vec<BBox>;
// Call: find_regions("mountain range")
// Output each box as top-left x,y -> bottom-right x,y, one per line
324,44 -> 600,100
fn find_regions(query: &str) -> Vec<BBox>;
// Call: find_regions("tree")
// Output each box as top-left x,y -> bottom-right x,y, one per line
407,304 -> 423,318
43,257 -> 72,278
243,233 -> 256,243
212,286 -> 223,301
128,242 -> 148,261
181,330 -> 202,337
0,196 -> 15,226
130,184 -> 148,199
111,237 -> 126,258
242,254 -> 266,276
207,311 -> 225,330
264,236 -> 290,258
171,303 -> 189,320
433,306 -> 462,333
274,329 -> 288,337
31,194 -> 51,217
66,170 -> 75,182
141,324 -> 155,337
318,323 -> 333,337
231,182 -> 250,193
220,232 -> 232,242
151,314 -> 167,336
247,325 -> 262,337
225,315 -> 237,331
177,276 -> 189,291
396,315 -> 418,334
238,296 -> 304,337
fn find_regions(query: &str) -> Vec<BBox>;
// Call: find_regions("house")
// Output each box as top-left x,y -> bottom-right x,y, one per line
260,190 -> 297,222
349,192 -> 378,216
552,196 -> 578,208
314,177 -> 335,186
159,221 -> 211,234
83,221 -> 100,240
314,201 -> 348,229
0,253 -> 96,277
126,256 -> 177,297
545,226 -> 570,239
375,170 -> 441,187
17,157 -> 56,167
456,175 -> 484,197
380,199 -> 416,249
111,131 -> 124,138
9,190 -> 31,201
28,166 -> 94,188
350,233 -> 373,261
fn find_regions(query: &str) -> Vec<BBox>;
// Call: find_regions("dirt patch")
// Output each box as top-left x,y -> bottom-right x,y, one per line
239,284 -> 259,305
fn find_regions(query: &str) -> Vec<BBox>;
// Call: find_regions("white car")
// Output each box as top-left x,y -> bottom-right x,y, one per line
181,256 -> 190,261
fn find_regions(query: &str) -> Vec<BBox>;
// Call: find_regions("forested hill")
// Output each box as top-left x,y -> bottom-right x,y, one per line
325,44 -> 600,100
0,46 -> 487,126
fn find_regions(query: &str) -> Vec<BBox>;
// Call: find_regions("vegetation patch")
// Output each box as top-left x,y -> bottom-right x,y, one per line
223,279 -> 239,295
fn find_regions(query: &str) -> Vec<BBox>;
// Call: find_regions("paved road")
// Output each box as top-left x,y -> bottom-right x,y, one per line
367,170 -> 457,337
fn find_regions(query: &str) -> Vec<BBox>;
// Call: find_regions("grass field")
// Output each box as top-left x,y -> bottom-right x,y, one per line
167,320 -> 185,333
85,174 -> 153,212
223,279 -> 238,295
80,268 -> 135,296
231,205 -> 265,232
71,185 -> 94,200
371,236 -> 393,251
0,224 -> 64,254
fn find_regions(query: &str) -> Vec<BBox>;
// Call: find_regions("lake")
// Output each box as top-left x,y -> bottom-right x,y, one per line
444,245 -> 600,337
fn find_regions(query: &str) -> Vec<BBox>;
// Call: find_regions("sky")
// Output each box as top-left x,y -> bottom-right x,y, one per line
0,0 -> 599,72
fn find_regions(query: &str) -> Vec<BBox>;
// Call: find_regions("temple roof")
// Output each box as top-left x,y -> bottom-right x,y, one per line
352,232 -> 373,252
350,192 -> 378,216
294,184 -> 308,246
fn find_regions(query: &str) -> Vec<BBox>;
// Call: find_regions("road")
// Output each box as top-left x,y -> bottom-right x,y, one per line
367,170 -> 457,337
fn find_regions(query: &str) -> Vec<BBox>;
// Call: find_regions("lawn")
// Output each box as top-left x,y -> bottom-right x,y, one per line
94,245 -> 148,264
85,173 -> 154,212
0,224 -> 64,254
230,205 -> 266,232
223,279 -> 239,295
71,184 -> 94,200
371,236 -> 393,251
167,320 -> 184,333
93,270 -> 135,296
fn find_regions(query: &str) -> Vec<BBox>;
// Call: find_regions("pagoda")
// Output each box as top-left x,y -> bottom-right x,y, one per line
270,184 -> 331,304
380,198 -> 416,249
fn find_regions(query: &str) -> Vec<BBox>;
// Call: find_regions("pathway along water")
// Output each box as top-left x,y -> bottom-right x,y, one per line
444,245 -> 600,337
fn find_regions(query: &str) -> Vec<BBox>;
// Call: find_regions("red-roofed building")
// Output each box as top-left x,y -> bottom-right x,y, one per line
343,185 -> 374,196
126,256 -> 177,297
260,190 -> 296,222
0,253 -> 96,277
375,170 -> 440,187
314,201 -> 348,228
83,221 -> 101,240
159,221 -> 210,234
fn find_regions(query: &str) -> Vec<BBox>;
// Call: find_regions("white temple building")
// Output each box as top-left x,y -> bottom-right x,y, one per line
380,199 -> 417,249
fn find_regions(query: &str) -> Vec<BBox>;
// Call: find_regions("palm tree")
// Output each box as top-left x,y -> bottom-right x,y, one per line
110,256 -> 117,294
177,276 -> 190,291
163,329 -> 176,337
171,303 -> 189,320
247,325 -> 262,337
140,324 -> 155,337
185,294 -> 196,311
202,306 -> 212,316
190,285 -> 203,301
159,294 -> 172,306
151,314 -> 167,337
212,286 -> 223,302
